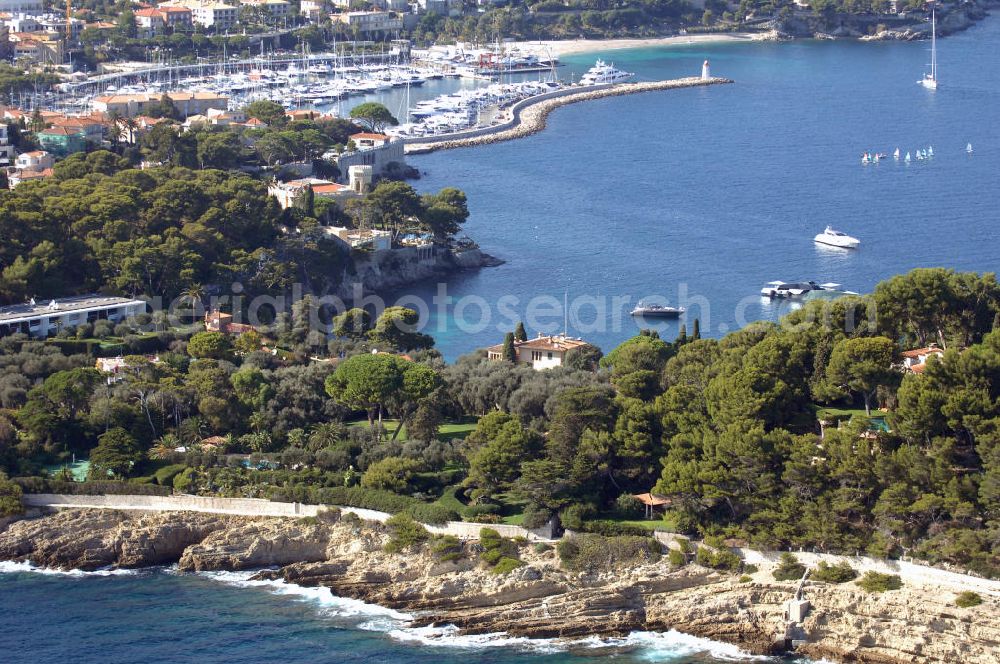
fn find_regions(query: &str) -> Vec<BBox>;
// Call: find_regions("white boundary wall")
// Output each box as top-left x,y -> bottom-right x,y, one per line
21,494 -> 544,541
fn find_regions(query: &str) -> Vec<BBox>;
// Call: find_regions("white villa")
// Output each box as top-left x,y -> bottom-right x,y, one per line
486,333 -> 592,370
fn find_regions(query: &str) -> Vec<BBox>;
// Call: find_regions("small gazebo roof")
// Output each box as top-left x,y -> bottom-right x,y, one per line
632,492 -> 672,507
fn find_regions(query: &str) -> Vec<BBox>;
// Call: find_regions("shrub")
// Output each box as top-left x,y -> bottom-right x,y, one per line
405,502 -> 457,525
558,534 -> 660,573
533,542 -> 552,554
579,519 -> 649,537
12,477 -> 171,496
492,557 -> 525,575
773,553 -> 807,582
696,546 -> 741,572
676,537 -> 693,554
559,503 -> 596,530
955,591 -> 982,608
305,486 -> 459,525
668,548 -> 686,567
703,534 -> 726,548
383,513 -> 429,553
431,535 -> 464,562
739,575 -> 753,583
614,493 -> 644,519
479,527 -> 522,570
856,571 -> 902,593
153,464 -> 187,486
361,457 -> 423,493
811,560 -> 858,584
0,472 -> 23,517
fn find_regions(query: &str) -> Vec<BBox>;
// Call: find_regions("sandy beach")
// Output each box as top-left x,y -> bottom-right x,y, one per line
511,33 -> 763,57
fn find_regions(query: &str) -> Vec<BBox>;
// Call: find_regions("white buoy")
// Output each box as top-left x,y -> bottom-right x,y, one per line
701,60 -> 711,80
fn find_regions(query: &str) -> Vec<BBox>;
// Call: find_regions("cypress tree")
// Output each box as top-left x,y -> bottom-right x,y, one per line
502,332 -> 517,363
514,321 -> 527,342
692,318 -> 701,340
676,325 -> 687,345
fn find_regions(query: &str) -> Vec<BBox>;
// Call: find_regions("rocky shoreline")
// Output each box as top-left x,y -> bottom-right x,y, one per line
2,509 -> 998,663
332,245 -> 503,300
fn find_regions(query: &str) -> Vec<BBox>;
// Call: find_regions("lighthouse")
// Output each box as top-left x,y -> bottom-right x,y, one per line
701,60 -> 711,80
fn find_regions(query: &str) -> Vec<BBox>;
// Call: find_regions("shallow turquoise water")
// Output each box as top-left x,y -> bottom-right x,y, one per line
394,21 -> 1000,360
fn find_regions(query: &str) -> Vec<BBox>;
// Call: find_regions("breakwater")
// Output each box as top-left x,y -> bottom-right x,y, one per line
403,76 -> 734,154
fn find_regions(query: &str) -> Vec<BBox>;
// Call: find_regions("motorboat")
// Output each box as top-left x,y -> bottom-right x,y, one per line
630,303 -> 685,317
579,59 -> 634,85
814,226 -> 860,249
760,281 -> 846,299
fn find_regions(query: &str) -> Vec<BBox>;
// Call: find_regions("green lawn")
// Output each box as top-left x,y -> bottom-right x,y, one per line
346,418 -> 478,442
815,406 -> 873,420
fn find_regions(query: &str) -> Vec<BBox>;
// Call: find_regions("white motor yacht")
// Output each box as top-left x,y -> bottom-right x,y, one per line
579,60 -> 634,85
814,226 -> 860,249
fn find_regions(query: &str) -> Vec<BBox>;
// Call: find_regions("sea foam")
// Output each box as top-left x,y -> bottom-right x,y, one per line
0,559 -> 142,577
191,569 -> 782,661
197,569 -> 411,629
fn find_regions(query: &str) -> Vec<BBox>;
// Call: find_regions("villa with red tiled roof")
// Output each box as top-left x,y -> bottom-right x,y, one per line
485,333 -> 593,370
900,344 -> 945,374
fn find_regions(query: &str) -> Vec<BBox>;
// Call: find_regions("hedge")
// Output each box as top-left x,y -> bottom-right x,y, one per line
579,519 -> 650,537
272,485 -> 459,525
13,477 -> 172,496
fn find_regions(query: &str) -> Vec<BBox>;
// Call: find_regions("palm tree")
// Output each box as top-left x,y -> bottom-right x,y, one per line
181,283 -> 205,325
149,433 -> 181,460
308,421 -> 345,451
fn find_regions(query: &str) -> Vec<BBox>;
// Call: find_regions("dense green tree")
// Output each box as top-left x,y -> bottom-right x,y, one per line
368,306 -> 434,351
348,102 -> 399,133
88,428 -> 142,479
826,336 -> 897,415
245,99 -> 288,127
187,332 -> 232,360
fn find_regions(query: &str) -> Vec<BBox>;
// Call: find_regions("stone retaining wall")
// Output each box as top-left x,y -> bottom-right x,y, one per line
22,494 -> 548,541
403,77 -> 733,154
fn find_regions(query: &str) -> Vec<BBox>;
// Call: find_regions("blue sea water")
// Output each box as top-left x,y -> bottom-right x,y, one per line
6,23 -> 1000,664
392,20 -> 1000,361
0,563 -> 785,663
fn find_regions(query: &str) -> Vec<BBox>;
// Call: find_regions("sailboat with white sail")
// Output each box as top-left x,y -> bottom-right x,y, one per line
920,6 -> 938,89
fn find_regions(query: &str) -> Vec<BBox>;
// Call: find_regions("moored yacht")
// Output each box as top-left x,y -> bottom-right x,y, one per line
630,302 -> 685,317
579,60 -> 634,85
814,226 -> 860,249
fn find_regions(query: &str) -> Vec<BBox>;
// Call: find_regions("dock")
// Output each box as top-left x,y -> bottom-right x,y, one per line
403,76 -> 733,154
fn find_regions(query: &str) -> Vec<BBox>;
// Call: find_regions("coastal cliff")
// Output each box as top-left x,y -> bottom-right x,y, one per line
768,2 -> 989,41
333,245 -> 503,300
2,509 -> 998,663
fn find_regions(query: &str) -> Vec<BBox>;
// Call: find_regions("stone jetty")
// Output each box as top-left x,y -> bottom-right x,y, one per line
404,76 -> 733,154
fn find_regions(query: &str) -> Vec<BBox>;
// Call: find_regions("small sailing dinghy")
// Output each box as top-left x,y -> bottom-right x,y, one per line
893,148 -> 900,160
967,143 -> 974,154
905,151 -> 911,162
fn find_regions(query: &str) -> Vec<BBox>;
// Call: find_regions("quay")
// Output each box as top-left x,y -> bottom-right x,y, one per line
403,76 -> 734,154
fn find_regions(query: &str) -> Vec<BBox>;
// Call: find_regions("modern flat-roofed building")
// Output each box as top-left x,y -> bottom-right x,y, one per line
0,295 -> 147,338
